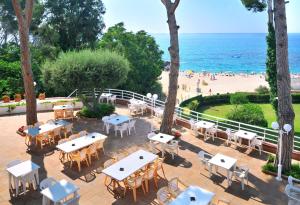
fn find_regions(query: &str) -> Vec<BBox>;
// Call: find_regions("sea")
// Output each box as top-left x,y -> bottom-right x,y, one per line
152,33 -> 300,74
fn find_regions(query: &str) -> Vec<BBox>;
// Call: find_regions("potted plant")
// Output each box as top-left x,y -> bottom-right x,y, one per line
2,95 -> 10,103
14,93 -> 22,102
38,92 -> 46,100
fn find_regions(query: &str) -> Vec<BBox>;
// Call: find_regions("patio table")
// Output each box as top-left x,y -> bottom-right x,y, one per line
53,104 -> 73,111
102,149 -> 158,181
6,160 -> 40,196
56,132 -> 107,154
41,179 -> 79,205
24,122 -> 63,138
106,115 -> 131,126
149,132 -> 174,144
99,93 -> 113,102
169,186 -> 215,205
195,121 -> 215,129
208,153 -> 237,186
234,130 -> 257,147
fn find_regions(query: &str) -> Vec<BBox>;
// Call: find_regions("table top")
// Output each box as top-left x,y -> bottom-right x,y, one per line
40,179 -> 79,203
234,130 -> 257,140
130,98 -> 146,105
6,160 -> 40,178
102,150 -> 158,181
53,104 -> 73,110
101,93 -> 113,97
195,121 -> 215,129
169,186 -> 215,205
106,115 -> 131,126
24,122 -> 65,137
150,133 -> 174,144
56,132 -> 107,153
208,153 -> 237,170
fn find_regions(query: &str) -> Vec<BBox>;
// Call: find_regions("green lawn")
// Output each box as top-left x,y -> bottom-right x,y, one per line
199,103 -> 300,136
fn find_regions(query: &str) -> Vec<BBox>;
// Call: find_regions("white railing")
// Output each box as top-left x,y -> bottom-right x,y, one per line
68,88 -> 300,151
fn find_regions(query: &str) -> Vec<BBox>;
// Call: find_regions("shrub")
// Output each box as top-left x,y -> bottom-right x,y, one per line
255,85 -> 270,94
186,100 -> 199,111
226,103 -> 268,127
262,161 -> 300,179
230,93 -> 249,106
77,103 -> 115,118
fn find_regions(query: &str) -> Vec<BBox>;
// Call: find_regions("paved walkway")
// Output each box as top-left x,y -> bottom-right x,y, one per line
0,106 -> 288,205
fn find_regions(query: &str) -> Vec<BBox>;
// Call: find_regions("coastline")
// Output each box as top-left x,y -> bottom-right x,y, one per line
159,70 -> 269,103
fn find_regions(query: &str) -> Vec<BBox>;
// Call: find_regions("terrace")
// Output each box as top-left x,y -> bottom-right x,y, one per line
0,90 -> 293,205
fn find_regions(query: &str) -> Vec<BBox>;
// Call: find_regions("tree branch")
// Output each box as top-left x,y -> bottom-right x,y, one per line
11,0 -> 24,23
25,0 -> 34,27
171,0 -> 180,13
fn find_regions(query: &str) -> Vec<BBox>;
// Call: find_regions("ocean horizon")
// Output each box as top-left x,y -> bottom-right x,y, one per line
152,33 -> 300,74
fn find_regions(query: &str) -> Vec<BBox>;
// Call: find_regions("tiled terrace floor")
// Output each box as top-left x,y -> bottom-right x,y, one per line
0,105 -> 289,205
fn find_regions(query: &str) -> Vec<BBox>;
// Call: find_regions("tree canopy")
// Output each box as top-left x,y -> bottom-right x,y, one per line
41,49 -> 130,97
240,0 -> 267,12
98,23 -> 164,95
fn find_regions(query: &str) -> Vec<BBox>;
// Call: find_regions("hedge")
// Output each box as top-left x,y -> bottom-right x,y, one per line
180,92 -> 300,111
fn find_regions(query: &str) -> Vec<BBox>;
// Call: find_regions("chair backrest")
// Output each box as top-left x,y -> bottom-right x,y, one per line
121,123 -> 129,130
65,123 -> 73,132
7,160 -> 23,168
157,186 -> 170,204
78,130 -> 87,137
110,114 -> 117,118
80,149 -> 87,159
111,95 -> 116,101
104,159 -> 115,168
69,134 -> 79,140
40,177 -> 57,190
95,140 -> 104,150
88,144 -> 97,153
146,166 -> 155,178
58,138 -> 68,145
102,116 -> 109,122
226,128 -> 231,136
47,119 -> 55,124
168,177 -> 180,192
34,122 -> 44,127
288,176 -> 294,186
129,119 -> 136,127
147,132 -> 155,140
55,110 -> 65,117
198,151 -> 205,160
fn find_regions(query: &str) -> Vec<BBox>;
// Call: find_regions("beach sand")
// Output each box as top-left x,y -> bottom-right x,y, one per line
159,71 -> 269,104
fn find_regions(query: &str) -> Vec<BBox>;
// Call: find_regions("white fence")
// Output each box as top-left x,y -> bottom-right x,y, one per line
69,88 -> 300,151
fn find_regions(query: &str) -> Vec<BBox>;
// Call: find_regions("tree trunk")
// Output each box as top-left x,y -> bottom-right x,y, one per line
274,0 -> 295,171
160,0 -> 180,134
12,0 -> 37,125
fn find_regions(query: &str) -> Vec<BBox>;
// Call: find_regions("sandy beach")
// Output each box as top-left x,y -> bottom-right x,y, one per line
159,71 -> 269,103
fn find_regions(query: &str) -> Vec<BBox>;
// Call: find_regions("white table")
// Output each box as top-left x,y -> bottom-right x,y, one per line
234,130 -> 257,147
100,93 -> 113,102
208,153 -> 237,186
102,150 -> 158,181
196,121 -> 215,129
56,132 -> 107,154
106,115 -> 131,126
24,122 -> 63,138
41,179 -> 79,205
53,104 -> 73,111
170,186 -> 215,205
6,160 -> 40,195
149,133 -> 174,144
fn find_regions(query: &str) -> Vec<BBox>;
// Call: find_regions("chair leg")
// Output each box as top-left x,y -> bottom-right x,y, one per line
141,183 -> 146,194
145,180 -> 149,192
132,188 -> 137,202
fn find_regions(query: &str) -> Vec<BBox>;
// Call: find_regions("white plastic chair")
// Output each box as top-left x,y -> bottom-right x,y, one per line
233,165 -> 249,190
198,151 -> 213,169
251,136 -> 265,155
40,177 -> 57,190
157,186 -> 172,205
205,125 -> 218,141
128,119 -> 137,135
109,95 -> 116,104
63,123 -> 73,138
288,176 -> 300,192
102,116 -> 110,134
163,140 -> 179,159
114,123 -> 129,138
78,130 -> 88,137
168,177 -> 187,197
189,119 -> 198,136
226,128 -> 236,146
285,184 -> 300,205
110,114 -> 117,118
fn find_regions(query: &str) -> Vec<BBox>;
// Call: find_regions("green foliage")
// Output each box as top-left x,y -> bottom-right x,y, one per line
77,103 -> 115,118
42,49 -> 130,97
266,23 -> 278,114
226,103 -> 268,127
255,85 -> 269,94
0,60 -> 22,96
98,23 -> 164,95
186,100 -> 199,111
230,93 -> 249,105
240,0 -> 267,12
41,0 -> 105,51
262,161 -> 300,179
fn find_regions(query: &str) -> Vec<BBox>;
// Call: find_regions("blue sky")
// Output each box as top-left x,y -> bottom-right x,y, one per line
102,0 -> 300,33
